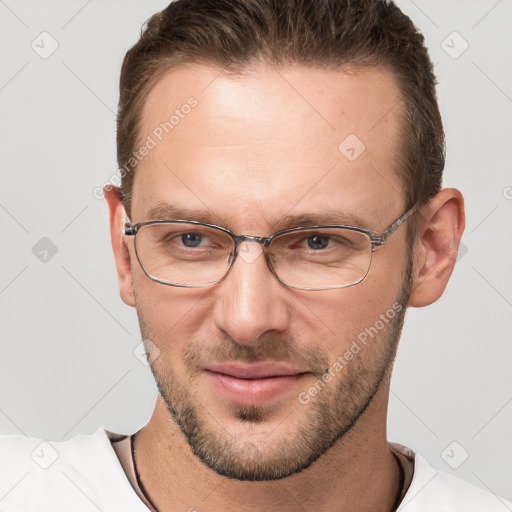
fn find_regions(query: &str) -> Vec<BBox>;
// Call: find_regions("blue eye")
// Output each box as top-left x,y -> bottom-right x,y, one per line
307,235 -> 330,250
181,232 -> 202,247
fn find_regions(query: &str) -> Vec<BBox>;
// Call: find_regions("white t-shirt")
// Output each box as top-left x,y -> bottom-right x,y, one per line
0,428 -> 509,511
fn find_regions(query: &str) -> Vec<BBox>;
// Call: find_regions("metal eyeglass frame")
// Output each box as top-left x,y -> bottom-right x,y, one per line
123,203 -> 419,290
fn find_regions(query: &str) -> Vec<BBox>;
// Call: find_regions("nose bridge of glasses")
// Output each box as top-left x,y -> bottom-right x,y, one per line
234,234 -> 270,246
229,234 -> 272,268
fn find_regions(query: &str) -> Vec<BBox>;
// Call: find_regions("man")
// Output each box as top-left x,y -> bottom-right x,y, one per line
0,0 -> 509,510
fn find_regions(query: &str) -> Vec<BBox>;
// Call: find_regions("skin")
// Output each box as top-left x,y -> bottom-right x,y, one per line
105,64 -> 465,512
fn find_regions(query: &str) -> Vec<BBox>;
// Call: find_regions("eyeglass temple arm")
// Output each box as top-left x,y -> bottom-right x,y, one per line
123,214 -> 137,236
370,203 -> 420,247
124,224 -> 136,236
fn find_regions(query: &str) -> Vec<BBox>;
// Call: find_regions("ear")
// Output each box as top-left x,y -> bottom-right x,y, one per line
408,188 -> 465,307
104,185 -> 136,307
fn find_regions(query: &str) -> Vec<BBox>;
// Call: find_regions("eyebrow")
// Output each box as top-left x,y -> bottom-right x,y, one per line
142,202 -> 375,232
276,212 -> 374,231
144,203 -> 237,226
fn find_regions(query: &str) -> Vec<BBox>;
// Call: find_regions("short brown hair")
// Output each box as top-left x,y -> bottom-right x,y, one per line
117,0 -> 444,219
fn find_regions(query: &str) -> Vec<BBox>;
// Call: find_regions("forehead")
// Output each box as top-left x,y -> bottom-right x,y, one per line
132,63 -> 405,230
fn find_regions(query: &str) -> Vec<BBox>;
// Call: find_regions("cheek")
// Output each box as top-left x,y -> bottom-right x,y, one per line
132,271 -> 214,347
292,249 -> 408,351
293,290 -> 387,351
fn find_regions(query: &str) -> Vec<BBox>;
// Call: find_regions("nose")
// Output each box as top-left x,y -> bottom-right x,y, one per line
213,241 -> 290,346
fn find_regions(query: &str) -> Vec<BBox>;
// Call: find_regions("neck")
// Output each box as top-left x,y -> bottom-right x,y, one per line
133,386 -> 401,512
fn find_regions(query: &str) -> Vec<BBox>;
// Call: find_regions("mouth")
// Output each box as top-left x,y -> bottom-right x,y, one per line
204,362 -> 311,407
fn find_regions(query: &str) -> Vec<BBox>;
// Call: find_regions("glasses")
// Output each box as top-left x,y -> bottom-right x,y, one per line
123,204 -> 418,291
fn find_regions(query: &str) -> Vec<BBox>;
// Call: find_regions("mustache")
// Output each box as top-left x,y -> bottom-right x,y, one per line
183,334 -> 329,377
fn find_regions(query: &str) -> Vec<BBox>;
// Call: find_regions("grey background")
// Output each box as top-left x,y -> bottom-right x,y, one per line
1,0 -> 511,502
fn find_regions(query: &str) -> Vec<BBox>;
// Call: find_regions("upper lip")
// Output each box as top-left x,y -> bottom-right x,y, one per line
205,362 -> 308,379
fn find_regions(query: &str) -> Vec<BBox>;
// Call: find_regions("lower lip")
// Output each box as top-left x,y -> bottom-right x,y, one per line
205,371 -> 308,407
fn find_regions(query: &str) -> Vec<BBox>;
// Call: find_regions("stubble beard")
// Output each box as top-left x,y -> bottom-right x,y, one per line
137,258 -> 413,481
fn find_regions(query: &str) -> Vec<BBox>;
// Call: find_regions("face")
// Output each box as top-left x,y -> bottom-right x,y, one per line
125,64 -> 413,480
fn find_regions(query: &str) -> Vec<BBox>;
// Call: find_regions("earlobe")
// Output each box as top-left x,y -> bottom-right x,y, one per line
408,188 -> 465,307
103,185 -> 136,307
